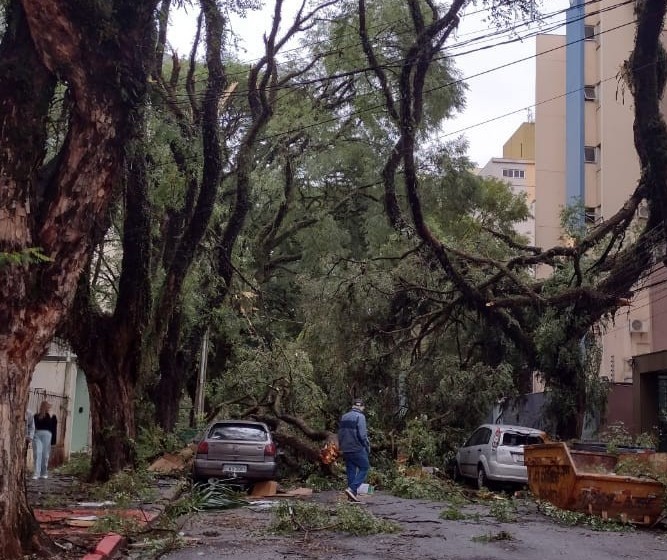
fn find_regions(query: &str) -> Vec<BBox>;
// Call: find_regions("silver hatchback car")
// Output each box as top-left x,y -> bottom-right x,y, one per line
455,423 -> 546,489
193,420 -> 278,482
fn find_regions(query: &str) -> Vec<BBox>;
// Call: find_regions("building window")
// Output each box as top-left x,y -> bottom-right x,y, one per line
502,168 -> 525,179
584,85 -> 597,101
585,206 -> 601,224
584,25 -> 596,40
584,145 -> 598,163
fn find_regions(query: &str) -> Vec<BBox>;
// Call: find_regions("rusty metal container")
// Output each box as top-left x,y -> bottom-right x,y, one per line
524,442 -> 665,525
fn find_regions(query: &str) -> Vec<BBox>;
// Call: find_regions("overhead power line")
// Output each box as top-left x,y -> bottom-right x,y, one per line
161,0 -> 633,104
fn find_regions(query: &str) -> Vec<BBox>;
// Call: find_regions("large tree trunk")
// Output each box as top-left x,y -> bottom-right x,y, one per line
153,309 -> 188,431
66,146 -> 152,479
87,363 -> 138,481
0,0 -> 158,555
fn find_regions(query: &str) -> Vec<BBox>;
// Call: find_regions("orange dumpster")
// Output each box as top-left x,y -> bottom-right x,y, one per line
524,442 -> 665,525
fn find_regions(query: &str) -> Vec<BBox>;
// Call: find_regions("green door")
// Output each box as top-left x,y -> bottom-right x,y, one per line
70,368 -> 90,453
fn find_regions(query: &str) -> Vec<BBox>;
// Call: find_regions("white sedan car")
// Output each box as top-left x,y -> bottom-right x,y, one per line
455,424 -> 546,489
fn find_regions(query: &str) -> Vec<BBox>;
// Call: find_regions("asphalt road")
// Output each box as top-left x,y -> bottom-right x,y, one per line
158,489 -> 667,560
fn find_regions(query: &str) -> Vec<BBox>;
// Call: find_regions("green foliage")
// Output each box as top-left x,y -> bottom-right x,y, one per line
489,497 -> 518,523
166,481 -> 248,517
599,421 -> 657,452
537,501 -> 634,531
206,339 -> 327,426
387,473 -> 466,503
56,452 -> 91,480
614,456 -> 667,508
439,505 -> 476,521
269,500 -> 400,536
90,469 -> 157,506
397,418 -> 440,466
90,513 -> 143,536
0,247 -> 52,268
135,423 -> 193,465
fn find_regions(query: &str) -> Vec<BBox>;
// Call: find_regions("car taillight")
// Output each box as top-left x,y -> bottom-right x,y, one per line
264,442 -> 276,457
196,441 -> 209,455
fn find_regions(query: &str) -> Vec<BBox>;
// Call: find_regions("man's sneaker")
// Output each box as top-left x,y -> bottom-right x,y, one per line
41,475 -> 48,479
345,488 -> 360,502
31,475 -> 39,480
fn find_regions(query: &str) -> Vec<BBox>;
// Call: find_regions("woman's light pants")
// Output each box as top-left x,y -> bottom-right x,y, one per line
33,430 -> 52,478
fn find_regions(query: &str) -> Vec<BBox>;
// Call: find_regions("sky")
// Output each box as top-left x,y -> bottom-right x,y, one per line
169,0 -> 571,167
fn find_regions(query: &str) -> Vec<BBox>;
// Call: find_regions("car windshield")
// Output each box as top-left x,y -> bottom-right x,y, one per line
501,432 -> 543,446
209,424 -> 268,441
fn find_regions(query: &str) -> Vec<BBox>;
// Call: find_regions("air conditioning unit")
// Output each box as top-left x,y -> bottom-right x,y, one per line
629,319 -> 648,333
637,204 -> 649,219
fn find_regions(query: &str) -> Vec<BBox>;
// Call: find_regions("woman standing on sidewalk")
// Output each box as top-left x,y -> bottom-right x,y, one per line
33,400 -> 57,480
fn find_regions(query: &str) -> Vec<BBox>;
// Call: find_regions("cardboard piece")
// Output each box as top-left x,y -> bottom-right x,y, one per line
250,480 -> 278,497
147,453 -> 184,474
248,484 -> 313,499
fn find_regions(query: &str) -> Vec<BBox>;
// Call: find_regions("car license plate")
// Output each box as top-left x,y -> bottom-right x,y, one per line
223,464 -> 247,474
512,453 -> 524,465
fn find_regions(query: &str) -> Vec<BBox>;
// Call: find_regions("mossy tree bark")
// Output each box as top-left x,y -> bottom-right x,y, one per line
0,0 -> 158,554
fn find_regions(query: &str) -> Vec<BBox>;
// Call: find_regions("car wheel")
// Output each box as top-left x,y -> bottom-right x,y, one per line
477,465 -> 489,490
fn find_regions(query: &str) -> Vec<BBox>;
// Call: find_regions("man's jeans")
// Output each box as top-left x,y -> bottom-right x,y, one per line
343,449 -> 369,494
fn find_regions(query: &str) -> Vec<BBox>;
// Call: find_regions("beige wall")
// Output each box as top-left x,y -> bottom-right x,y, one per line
30,342 -> 78,460
535,34 -> 566,256
593,1 -> 638,216
583,2 -> 656,377
503,122 -> 535,160
477,157 -> 535,244
535,3 -> 667,383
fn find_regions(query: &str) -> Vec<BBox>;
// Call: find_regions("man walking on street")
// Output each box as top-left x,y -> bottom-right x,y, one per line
338,398 -> 370,503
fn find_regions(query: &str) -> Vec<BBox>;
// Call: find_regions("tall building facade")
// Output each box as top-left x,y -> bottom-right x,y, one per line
478,122 -> 536,244
534,0 -> 667,384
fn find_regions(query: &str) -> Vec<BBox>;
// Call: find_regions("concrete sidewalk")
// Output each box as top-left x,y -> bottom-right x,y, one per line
28,473 -> 185,559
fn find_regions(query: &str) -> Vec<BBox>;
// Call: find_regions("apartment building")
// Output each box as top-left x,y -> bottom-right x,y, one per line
478,122 -> 537,245
534,0 -> 667,443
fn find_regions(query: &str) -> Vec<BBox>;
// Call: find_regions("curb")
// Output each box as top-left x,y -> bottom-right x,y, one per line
82,533 -> 125,560
78,480 -> 186,559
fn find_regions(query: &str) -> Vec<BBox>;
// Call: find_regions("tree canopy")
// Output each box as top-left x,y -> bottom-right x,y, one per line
2,1 -> 667,557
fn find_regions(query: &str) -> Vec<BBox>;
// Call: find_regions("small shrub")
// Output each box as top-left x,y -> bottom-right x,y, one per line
56,452 -> 91,479
91,469 -> 157,506
439,506 -> 467,520
489,498 -> 517,523
599,421 -> 656,453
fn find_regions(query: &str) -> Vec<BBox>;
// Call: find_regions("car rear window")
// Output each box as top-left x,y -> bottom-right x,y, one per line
209,424 -> 268,441
501,432 -> 543,446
